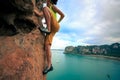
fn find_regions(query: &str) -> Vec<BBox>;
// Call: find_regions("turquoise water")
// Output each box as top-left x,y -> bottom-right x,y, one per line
47,49 -> 120,80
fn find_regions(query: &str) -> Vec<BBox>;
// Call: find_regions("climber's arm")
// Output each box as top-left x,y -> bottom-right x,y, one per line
52,5 -> 65,23
34,8 -> 43,17
32,0 -> 43,17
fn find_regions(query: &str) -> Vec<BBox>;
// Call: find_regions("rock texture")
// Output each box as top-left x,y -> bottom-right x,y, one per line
0,0 -> 46,80
0,30 -> 45,80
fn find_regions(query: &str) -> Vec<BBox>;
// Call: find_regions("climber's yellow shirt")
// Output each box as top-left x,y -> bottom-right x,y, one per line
50,5 -> 57,19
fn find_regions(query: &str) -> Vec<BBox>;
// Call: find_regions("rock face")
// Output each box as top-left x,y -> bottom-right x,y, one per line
0,0 -> 46,80
64,43 -> 120,57
0,30 -> 45,80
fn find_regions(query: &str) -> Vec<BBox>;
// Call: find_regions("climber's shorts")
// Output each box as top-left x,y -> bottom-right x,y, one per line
45,10 -> 60,45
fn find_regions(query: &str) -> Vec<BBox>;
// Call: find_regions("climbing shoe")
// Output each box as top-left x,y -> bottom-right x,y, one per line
43,65 -> 53,75
39,27 -> 51,35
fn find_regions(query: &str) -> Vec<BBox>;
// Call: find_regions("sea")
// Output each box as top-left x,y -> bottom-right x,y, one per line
47,49 -> 120,80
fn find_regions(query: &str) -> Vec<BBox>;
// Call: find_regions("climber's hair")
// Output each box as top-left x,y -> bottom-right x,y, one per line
50,0 -> 58,5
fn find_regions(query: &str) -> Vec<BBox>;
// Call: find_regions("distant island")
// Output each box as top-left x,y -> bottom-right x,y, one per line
64,43 -> 120,58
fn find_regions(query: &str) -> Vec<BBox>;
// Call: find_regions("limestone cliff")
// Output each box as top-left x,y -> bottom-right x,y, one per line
64,43 -> 120,57
0,0 -> 46,80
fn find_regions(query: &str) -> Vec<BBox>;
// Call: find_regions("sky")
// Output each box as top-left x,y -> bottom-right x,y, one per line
51,0 -> 120,49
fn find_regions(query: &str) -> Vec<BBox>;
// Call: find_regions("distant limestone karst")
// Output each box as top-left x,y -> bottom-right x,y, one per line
64,43 -> 120,57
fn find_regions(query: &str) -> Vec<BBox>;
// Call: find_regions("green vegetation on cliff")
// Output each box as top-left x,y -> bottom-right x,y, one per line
64,43 -> 120,57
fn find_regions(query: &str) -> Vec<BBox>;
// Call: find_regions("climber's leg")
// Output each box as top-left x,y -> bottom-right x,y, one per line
43,7 -> 51,32
43,43 -> 53,74
46,44 -> 52,69
40,7 -> 51,34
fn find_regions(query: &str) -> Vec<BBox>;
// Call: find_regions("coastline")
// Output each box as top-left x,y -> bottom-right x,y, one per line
84,55 -> 120,61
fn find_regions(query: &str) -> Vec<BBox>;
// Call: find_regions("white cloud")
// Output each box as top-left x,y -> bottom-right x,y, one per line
51,0 -> 120,49
51,37 -> 70,49
81,0 -> 97,21
104,37 -> 120,42
51,33 -> 92,49
98,0 -> 120,21
51,33 -> 75,49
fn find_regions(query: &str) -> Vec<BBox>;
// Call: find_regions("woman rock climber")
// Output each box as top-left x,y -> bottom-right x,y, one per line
42,0 -> 64,74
